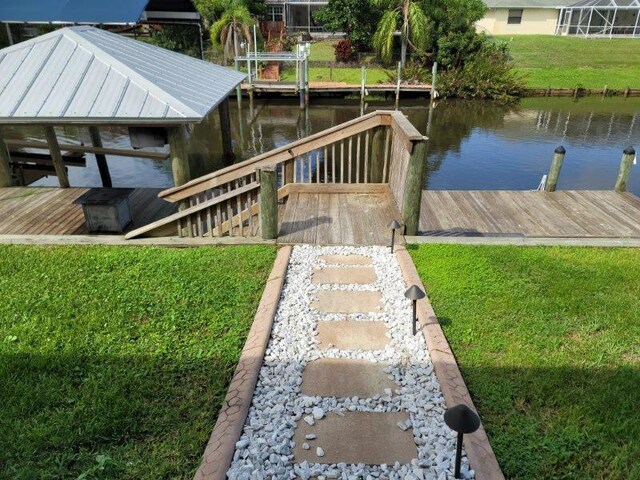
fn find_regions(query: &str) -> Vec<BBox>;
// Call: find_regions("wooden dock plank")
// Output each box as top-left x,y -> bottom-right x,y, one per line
420,190 -> 640,238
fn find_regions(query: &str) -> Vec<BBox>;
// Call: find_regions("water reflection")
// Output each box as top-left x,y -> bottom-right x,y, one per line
9,96 -> 639,195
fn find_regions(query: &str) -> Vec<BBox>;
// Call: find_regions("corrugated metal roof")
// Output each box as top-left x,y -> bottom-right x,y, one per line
0,0 -> 150,24
0,26 -> 246,125
484,0 -> 576,7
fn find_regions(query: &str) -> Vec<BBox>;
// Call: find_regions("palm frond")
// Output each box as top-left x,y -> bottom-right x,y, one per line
407,2 -> 429,52
373,10 -> 400,63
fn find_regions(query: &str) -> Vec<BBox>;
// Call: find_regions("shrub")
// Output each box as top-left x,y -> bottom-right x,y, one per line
334,39 -> 355,63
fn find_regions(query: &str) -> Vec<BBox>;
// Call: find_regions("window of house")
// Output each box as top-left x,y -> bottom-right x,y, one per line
266,5 -> 284,22
507,9 -> 523,24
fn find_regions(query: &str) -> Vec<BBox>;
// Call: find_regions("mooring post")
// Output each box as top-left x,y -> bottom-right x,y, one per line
44,126 -> 70,188
430,61 -> 438,103
0,132 -> 13,187
395,62 -> 401,109
218,97 -> 235,164
234,59 -> 242,109
370,126 -> 385,183
360,66 -> 366,103
167,125 -> 191,189
259,166 -> 278,239
545,145 -> 566,192
304,43 -> 310,108
88,126 -> 112,188
614,146 -> 635,192
402,137 -> 428,236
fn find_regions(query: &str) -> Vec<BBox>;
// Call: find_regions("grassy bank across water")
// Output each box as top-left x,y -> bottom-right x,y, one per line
0,245 -> 277,480
410,244 -> 640,479
499,35 -> 640,89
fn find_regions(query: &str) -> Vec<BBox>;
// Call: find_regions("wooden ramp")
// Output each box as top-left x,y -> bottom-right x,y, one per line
278,192 -> 400,245
420,190 -> 640,238
0,187 -> 176,236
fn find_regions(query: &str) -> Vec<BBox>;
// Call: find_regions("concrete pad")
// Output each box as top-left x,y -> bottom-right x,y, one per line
319,254 -> 372,265
293,411 -> 418,465
317,320 -> 389,351
312,290 -> 383,314
312,266 -> 377,285
301,358 -> 396,398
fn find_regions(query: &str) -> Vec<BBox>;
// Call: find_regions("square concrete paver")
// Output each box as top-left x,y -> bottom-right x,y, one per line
312,290 -> 383,314
312,267 -> 377,285
317,320 -> 389,351
293,411 -> 418,465
318,254 -> 372,265
301,358 -> 396,398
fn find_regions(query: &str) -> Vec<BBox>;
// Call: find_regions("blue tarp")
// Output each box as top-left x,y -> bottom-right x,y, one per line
0,0 -> 150,24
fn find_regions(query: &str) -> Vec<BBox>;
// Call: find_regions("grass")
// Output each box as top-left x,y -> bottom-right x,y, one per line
308,41 -> 336,62
0,245 -> 277,480
409,245 -> 640,480
281,67 -> 392,84
499,35 -> 640,89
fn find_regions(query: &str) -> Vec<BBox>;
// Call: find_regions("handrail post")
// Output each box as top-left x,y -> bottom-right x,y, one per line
370,126 -> 385,183
545,145 -> 566,192
402,138 -> 428,236
614,146 -> 635,192
259,166 -> 278,239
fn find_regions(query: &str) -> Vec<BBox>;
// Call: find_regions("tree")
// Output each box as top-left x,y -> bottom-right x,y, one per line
372,0 -> 430,66
210,0 -> 257,64
314,0 -> 381,51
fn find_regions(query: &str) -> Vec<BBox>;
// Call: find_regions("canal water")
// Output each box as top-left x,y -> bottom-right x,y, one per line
22,96 -> 640,195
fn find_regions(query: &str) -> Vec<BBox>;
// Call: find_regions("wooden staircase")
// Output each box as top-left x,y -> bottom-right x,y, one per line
125,111 -> 427,240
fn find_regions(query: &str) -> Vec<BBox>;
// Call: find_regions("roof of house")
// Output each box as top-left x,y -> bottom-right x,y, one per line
484,0 -> 580,8
0,26 -> 246,125
0,0 -> 199,25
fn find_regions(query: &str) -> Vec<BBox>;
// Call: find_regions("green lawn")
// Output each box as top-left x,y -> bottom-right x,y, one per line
499,35 -> 640,89
281,66 -> 392,84
309,40 -> 337,62
409,245 -> 640,480
0,245 -> 276,480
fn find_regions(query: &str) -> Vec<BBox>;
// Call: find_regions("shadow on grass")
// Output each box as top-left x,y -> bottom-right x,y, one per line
0,352 -> 236,480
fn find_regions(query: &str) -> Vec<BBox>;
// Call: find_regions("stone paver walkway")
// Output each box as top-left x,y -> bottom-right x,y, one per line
227,246 -> 473,480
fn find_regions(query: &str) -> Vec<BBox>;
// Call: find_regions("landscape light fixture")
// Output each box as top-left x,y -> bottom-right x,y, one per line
444,404 -> 481,479
404,285 -> 425,335
388,219 -> 401,253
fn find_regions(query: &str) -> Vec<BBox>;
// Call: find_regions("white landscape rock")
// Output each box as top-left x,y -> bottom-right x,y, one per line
226,246 -> 472,480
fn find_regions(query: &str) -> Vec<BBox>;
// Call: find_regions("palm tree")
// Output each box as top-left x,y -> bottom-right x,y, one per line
372,0 -> 429,67
211,0 -> 256,65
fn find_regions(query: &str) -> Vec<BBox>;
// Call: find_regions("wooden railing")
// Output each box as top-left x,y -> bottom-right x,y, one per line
125,110 -> 426,239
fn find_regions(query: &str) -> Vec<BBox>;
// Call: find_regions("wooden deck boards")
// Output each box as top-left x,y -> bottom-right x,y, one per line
0,187 -> 177,236
420,190 -> 640,238
278,192 -> 401,245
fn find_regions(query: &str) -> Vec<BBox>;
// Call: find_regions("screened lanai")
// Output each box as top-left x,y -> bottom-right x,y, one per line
556,0 -> 640,37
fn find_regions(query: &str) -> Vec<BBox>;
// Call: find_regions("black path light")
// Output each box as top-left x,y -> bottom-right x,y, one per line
404,285 -> 425,335
444,404 -> 481,479
388,219 -> 401,253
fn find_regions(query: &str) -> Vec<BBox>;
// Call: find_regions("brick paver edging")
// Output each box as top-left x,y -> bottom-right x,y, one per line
193,246 -> 292,480
395,247 -> 505,480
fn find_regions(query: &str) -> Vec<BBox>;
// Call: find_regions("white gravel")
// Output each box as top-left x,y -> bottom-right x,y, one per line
227,246 -> 474,480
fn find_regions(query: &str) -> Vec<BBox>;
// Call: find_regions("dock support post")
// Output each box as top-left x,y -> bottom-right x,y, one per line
360,66 -> 366,103
370,127 -> 385,183
430,62 -> 438,103
218,97 -> 235,164
168,125 -> 191,188
395,62 -> 401,109
545,145 -> 566,192
299,55 -> 306,109
0,132 -> 13,187
88,126 -> 112,188
44,126 -> 70,188
234,59 -> 242,109
259,166 -> 278,239
304,45 -> 310,108
614,146 -> 635,192
402,138 -> 428,236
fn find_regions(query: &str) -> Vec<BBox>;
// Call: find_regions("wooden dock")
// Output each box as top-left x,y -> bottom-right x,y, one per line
0,187 -> 176,236
242,81 -> 431,96
419,190 -> 640,238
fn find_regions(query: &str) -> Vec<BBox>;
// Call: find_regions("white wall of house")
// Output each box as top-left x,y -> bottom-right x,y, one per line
477,8 -> 560,35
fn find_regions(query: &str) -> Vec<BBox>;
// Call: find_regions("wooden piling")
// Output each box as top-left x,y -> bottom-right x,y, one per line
430,62 -> 438,103
167,125 -> 191,188
360,66 -> 366,104
44,126 -> 70,188
395,62 -> 401,109
369,127 -> 385,183
0,132 -> 13,187
545,146 -> 566,192
402,138 -> 428,236
88,126 -> 112,188
259,166 -> 278,239
234,59 -> 242,109
218,97 -> 235,164
614,146 -> 635,192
